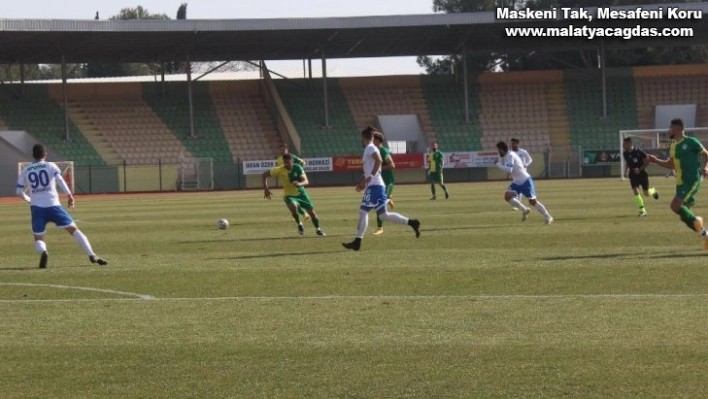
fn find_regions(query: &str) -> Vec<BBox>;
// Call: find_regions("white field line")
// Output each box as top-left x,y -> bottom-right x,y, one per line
1,290 -> 708,303
0,282 -> 154,300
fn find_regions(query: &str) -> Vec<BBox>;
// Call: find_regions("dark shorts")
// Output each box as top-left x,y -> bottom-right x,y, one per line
629,171 -> 649,191
429,171 -> 443,184
284,193 -> 314,211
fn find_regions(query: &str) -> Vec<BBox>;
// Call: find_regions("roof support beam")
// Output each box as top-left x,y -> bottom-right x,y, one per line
186,52 -> 196,139
322,50 -> 330,129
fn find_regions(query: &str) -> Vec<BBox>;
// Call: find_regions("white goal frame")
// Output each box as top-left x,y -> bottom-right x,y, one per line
178,157 -> 214,191
619,127 -> 708,180
18,161 -> 75,193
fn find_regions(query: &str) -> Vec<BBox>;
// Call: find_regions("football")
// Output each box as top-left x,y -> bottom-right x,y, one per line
217,218 -> 229,230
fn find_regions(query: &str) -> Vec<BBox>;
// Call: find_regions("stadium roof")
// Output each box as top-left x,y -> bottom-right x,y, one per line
0,2 -> 707,64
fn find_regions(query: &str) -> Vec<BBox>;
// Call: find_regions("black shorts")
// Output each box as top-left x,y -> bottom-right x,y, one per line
629,171 -> 649,191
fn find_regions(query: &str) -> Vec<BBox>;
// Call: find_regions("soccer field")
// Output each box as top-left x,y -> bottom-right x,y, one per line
2,177 -> 708,398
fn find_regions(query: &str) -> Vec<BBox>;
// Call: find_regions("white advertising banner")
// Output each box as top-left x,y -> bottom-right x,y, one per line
424,151 -> 500,169
243,158 -> 333,175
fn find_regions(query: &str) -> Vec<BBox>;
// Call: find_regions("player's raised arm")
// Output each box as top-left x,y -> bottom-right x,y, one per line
294,173 -> 309,188
647,154 -> 674,170
261,170 -> 273,199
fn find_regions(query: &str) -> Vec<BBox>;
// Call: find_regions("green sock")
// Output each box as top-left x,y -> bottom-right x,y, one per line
441,184 -> 449,194
312,217 -> 320,228
292,212 -> 300,224
431,184 -> 436,196
377,215 -> 383,228
678,206 -> 697,230
387,184 -> 394,198
634,194 -> 645,210
298,207 -> 306,216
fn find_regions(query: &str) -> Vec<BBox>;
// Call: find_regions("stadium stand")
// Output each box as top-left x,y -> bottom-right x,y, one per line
0,116 -> 7,131
143,82 -> 233,163
71,100 -> 193,165
340,76 -> 437,143
478,71 -> 553,152
633,65 -> 708,129
0,100 -> 106,166
420,75 -> 483,151
274,79 -> 360,157
564,68 -> 638,150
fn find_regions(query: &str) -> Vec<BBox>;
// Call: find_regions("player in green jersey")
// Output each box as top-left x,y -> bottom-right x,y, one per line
373,131 -> 396,235
648,118 -> 708,248
275,143 -> 309,222
426,142 -> 449,200
262,153 -> 325,236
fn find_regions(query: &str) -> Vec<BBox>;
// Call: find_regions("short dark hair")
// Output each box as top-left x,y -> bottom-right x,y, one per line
279,143 -> 288,149
32,144 -> 46,160
496,141 -> 508,152
510,138 -> 519,143
373,131 -> 384,142
361,126 -> 376,140
623,137 -> 632,143
281,153 -> 292,161
671,118 -> 684,129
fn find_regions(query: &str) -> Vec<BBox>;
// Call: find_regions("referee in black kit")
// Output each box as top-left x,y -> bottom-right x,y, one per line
623,137 -> 659,217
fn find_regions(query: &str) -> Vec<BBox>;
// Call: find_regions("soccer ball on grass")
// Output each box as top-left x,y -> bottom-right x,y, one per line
217,218 -> 229,230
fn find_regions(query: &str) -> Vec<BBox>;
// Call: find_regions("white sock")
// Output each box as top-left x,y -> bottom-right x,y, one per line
35,240 -> 47,254
508,198 -> 529,211
72,230 -> 96,257
356,210 -> 369,239
379,211 -> 409,225
534,201 -> 551,218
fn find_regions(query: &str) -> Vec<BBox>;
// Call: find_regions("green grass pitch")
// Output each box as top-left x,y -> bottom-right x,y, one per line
2,177 -> 708,398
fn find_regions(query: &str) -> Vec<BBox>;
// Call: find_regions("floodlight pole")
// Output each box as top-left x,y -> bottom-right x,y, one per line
462,47 -> 470,124
186,52 -> 196,139
322,50 -> 330,128
598,41 -> 608,120
61,54 -> 70,142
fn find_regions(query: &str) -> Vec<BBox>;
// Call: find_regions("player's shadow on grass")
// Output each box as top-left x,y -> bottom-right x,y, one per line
208,250 -> 341,261
540,253 -> 638,261
423,225 -> 498,233
179,235 -> 348,244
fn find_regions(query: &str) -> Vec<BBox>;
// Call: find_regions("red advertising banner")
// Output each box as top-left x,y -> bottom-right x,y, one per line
333,154 -> 424,172
391,153 -> 425,169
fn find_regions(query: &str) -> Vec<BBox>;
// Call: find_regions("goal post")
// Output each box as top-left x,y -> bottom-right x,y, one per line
619,127 -> 708,180
178,157 -> 214,191
17,161 -> 75,193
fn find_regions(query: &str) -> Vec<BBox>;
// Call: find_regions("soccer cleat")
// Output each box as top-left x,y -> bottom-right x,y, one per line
521,208 -> 531,222
373,228 -> 384,235
409,219 -> 421,238
445,192 -> 449,200
545,216 -> 554,225
652,190 -> 659,200
693,216 -> 704,234
388,199 -> 395,209
342,239 -> 361,251
89,255 -> 107,266
429,196 -> 436,200
638,210 -> 647,217
511,207 -> 519,211
297,224 -> 304,235
316,229 -> 326,236
39,251 -> 48,269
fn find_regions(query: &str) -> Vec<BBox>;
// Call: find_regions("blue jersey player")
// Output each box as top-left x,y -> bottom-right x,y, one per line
16,144 -> 107,268
342,127 -> 420,251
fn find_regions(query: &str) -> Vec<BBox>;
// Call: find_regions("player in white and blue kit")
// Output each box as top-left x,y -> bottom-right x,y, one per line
342,127 -> 421,251
496,141 -> 553,225
16,144 -> 107,268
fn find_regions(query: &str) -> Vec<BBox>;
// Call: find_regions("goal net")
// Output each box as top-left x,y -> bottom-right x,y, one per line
17,161 -> 75,193
178,157 -> 214,191
619,127 -> 708,180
